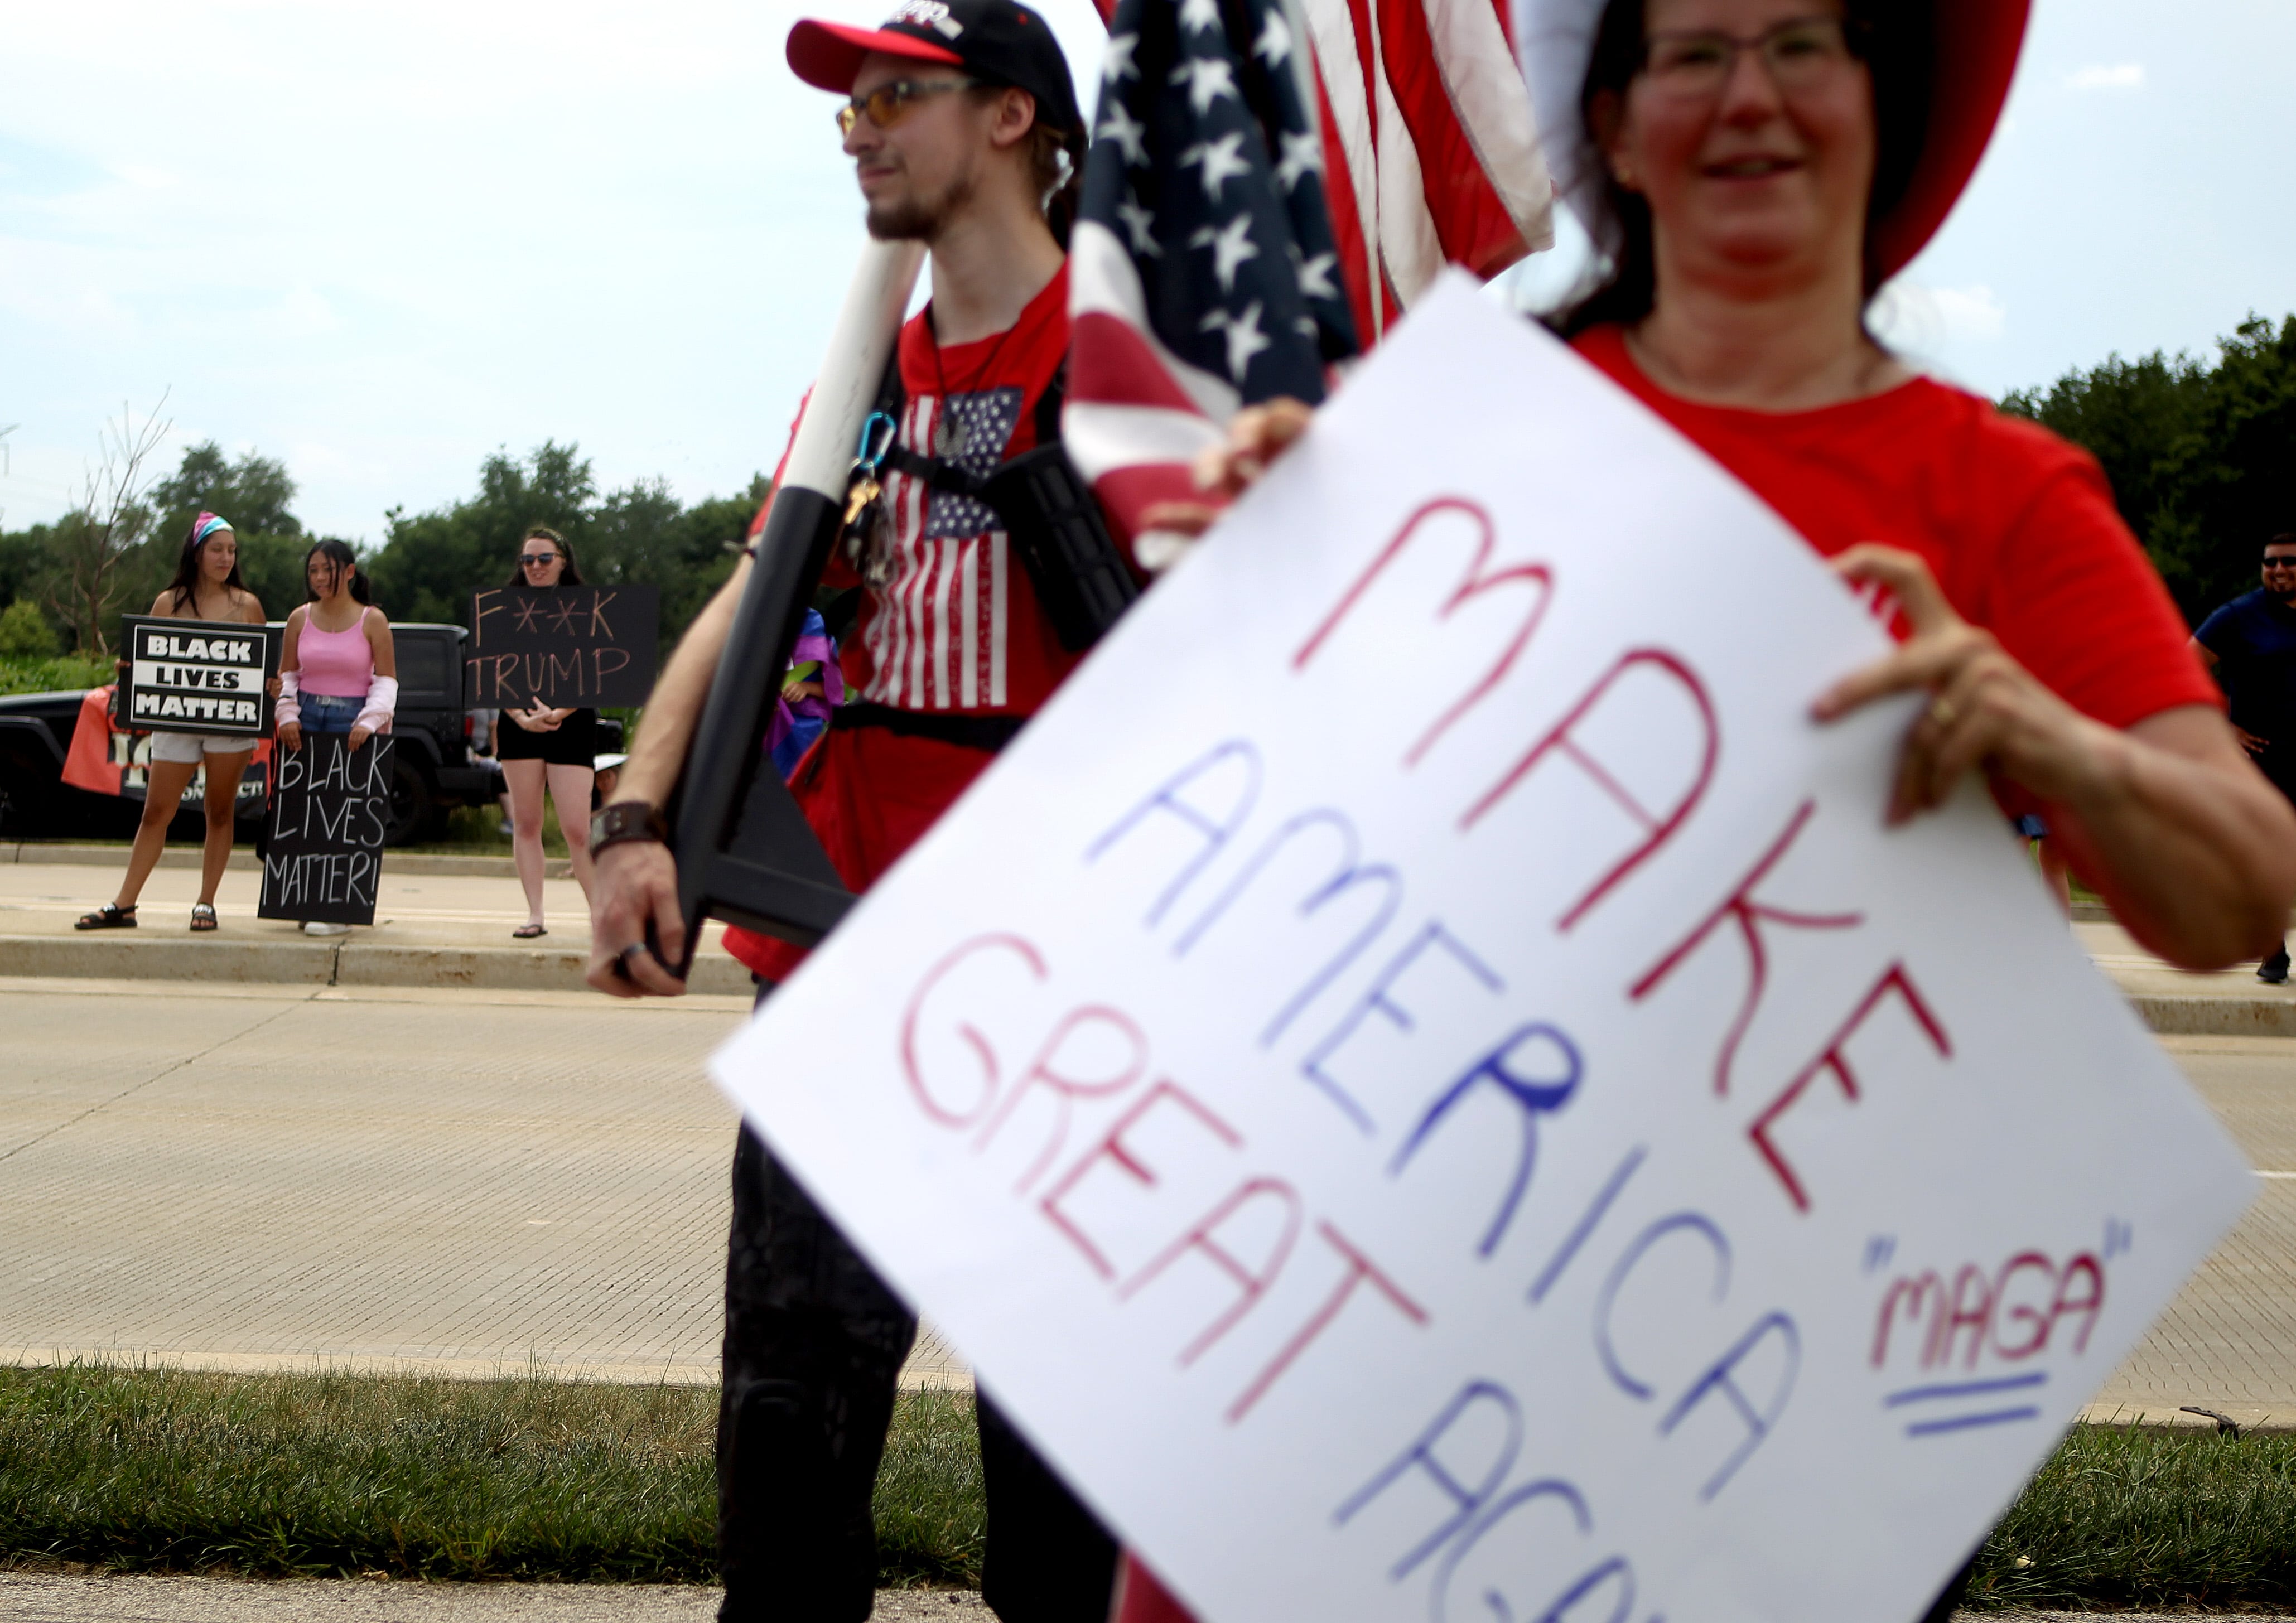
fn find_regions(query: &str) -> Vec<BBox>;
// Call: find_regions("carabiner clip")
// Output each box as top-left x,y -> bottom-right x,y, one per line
854,411 -> 896,476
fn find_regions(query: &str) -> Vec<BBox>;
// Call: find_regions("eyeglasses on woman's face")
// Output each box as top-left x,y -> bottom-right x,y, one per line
521,551 -> 559,567
1639,15 -> 1859,103
836,76 -> 977,137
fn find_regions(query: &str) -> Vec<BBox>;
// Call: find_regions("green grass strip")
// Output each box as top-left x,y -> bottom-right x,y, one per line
1970,1420 -> 2296,1607
0,1365 -> 978,1585
6,1365 -> 2295,1602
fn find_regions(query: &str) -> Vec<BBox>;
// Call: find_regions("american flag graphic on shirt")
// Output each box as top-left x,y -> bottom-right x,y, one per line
834,264 -> 1082,716
860,384 -> 1026,711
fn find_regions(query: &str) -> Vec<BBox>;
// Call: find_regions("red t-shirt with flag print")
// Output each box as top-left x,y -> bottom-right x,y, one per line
724,264 -> 1081,982
1571,324 -> 2217,733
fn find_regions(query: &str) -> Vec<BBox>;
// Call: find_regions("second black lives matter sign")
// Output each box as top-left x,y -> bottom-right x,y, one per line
466,586 -> 659,708
121,615 -> 282,737
258,733 -> 394,926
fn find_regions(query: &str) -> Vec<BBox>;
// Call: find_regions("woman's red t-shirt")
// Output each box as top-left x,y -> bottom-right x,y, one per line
1571,325 -> 2216,732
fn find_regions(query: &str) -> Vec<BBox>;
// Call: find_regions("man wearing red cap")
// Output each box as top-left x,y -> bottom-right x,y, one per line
584,3 -> 1119,1620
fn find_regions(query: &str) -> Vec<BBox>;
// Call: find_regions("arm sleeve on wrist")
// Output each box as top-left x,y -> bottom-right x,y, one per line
356,675 -> 399,735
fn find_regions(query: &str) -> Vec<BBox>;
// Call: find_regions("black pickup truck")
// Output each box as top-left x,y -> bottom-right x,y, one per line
0,622 -> 537,846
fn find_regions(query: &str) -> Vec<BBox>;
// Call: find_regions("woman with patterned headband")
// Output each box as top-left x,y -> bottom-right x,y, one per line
75,511 -> 272,934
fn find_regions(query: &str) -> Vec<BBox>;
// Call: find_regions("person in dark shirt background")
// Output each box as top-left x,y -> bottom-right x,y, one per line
2193,531 -> 2296,981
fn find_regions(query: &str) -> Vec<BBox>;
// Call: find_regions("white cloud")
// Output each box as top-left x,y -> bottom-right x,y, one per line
2067,63 -> 2145,90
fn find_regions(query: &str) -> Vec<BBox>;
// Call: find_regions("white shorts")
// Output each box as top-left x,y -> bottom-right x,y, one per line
148,731 -> 258,765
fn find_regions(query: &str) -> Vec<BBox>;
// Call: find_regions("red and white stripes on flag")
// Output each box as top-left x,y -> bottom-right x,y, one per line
1084,0 -> 1552,341
1068,0 -> 1552,555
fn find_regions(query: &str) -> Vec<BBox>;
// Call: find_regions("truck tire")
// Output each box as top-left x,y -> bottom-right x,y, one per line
385,755 -> 444,846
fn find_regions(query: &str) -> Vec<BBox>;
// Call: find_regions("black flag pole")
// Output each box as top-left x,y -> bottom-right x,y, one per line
666,238 -> 925,974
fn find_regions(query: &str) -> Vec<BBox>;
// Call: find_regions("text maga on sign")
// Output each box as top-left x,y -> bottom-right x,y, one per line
711,278 -> 2253,1623
120,615 -> 281,737
465,585 -> 660,709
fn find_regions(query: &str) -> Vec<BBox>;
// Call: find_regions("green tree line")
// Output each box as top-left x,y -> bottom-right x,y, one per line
5,312 -> 2288,670
0,440 -> 765,663
2001,312 -> 2296,622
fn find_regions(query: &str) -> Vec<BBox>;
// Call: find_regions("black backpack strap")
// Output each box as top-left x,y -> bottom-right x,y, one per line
1034,356 -> 1068,447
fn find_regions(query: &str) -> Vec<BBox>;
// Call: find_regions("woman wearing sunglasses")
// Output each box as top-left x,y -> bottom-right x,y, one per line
499,525 -> 597,938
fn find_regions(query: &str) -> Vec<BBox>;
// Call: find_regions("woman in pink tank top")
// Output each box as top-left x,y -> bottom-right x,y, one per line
275,540 -> 398,936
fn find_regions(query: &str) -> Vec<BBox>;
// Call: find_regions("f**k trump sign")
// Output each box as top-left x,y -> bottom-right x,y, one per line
122,616 -> 281,738
712,277 -> 2254,1623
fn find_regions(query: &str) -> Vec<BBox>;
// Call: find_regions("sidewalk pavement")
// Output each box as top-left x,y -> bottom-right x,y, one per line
0,849 -> 755,997
13,839 -> 2296,1023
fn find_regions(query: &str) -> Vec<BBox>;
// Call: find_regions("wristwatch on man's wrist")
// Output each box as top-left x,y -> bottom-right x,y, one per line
591,799 -> 668,856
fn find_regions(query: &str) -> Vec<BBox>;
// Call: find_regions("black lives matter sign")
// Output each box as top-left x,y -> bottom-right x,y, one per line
258,733 -> 393,926
466,585 -> 659,709
122,616 -> 282,738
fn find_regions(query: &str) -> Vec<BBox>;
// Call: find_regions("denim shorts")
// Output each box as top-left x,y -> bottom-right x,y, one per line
300,693 -> 363,734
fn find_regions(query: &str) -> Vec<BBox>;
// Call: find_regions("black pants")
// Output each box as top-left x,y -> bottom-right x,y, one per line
718,1119 -> 1119,1623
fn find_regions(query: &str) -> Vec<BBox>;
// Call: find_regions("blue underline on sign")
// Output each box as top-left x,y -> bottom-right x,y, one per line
1903,1406 -> 2044,1437
1884,1372 -> 2049,1407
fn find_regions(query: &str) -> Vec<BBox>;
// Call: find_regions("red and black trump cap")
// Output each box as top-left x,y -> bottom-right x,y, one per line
788,0 -> 1084,137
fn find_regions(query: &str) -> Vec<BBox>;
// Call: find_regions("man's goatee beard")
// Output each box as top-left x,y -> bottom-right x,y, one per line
866,199 -> 939,241
865,175 -> 972,243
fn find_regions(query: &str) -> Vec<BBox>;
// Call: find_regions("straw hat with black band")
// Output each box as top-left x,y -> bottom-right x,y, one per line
1516,0 -> 2029,287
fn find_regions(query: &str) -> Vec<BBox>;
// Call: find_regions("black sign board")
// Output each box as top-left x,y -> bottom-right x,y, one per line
258,733 -> 393,926
120,615 -> 281,738
466,586 -> 658,709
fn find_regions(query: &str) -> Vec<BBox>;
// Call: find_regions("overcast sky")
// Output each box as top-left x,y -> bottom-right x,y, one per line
3,0 -> 2291,544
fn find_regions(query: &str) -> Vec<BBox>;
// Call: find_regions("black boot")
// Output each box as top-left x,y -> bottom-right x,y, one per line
2260,944 -> 2289,985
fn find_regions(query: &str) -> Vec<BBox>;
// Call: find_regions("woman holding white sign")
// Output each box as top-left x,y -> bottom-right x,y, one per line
1128,8 -> 2296,1620
76,512 -> 270,934
1155,0 -> 2296,981
275,539 -> 398,938
495,525 -> 597,940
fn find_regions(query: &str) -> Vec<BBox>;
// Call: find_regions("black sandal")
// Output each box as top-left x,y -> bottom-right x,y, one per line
511,922 -> 547,940
190,904 -> 218,933
75,904 -> 138,930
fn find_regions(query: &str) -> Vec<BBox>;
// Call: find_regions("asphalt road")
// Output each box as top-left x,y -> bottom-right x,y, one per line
4,975 -> 2292,1417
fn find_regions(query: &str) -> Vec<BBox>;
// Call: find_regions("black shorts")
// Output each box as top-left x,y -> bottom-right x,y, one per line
496,708 -> 598,767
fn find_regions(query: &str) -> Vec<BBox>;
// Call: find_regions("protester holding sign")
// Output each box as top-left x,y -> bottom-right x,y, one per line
276,539 -> 397,938
1116,4 -> 2296,1617
582,5 -> 1125,1619
75,512 -> 271,934
1163,0 -> 2295,975
496,526 -> 598,939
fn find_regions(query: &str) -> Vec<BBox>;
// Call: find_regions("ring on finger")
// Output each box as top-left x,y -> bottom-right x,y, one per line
1927,694 -> 1958,730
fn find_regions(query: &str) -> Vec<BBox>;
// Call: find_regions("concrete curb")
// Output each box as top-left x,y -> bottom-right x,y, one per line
3,842 -> 566,879
0,934 -> 752,997
2126,993 -> 2296,1039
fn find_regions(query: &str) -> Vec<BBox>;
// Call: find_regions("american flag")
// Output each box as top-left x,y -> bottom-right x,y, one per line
1066,0 -> 1552,550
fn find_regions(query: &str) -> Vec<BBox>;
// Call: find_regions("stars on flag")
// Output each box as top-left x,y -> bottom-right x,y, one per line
1200,302 -> 1272,384
1067,0 -> 1359,542
1117,193 -> 1161,255
1103,30 -> 1140,84
1274,128 -> 1322,192
1099,100 -> 1150,168
1251,7 -> 1291,67
1189,213 -> 1260,294
1179,131 -> 1252,203
1168,55 -> 1238,115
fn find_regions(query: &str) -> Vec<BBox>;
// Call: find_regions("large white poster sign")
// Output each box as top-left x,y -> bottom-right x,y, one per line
713,276 -> 2252,1623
